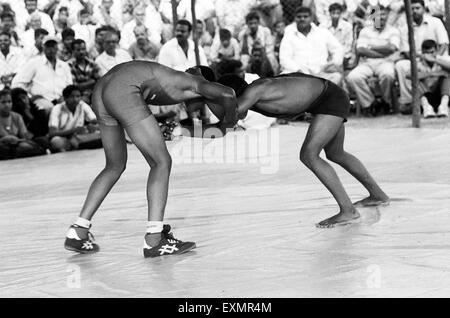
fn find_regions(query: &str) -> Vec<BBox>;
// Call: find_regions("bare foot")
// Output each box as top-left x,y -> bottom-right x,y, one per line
353,196 -> 390,207
316,210 -> 361,228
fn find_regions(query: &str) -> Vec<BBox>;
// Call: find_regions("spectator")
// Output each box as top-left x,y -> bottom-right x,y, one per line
22,27 -> 48,59
53,6 -> 69,35
395,0 -> 449,112
12,36 -> 73,114
120,5 -> 161,51
250,0 -> 283,31
215,0 -> 255,38
193,19 -> 213,62
128,25 -> 159,61
95,29 -> 132,76
210,28 -> 240,64
272,20 -> 285,63
18,0 -> 55,35
145,0 -> 169,43
48,84 -> 99,153
20,12 -> 44,50
239,11 -> 278,74
314,0 -> 347,25
72,8 -> 98,51
346,5 -> 400,115
58,27 -> 75,62
247,45 -> 275,77
69,38 -> 101,102
158,19 -> 207,71
0,11 -> 21,47
279,6 -> 344,85
92,0 -> 122,30
88,25 -> 114,60
52,0 -> 89,27
11,87 -> 49,138
415,39 -> 450,118
321,3 -> 353,61
0,32 -> 25,90
0,89 -> 45,159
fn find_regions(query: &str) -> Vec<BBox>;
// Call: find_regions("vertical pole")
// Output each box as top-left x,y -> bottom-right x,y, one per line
191,0 -> 201,66
404,0 -> 421,128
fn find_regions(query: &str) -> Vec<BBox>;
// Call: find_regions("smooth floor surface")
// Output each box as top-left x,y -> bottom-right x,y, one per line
1,124 -> 450,297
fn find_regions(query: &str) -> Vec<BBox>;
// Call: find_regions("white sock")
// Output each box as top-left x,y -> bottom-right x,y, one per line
146,221 -> 163,234
421,96 -> 431,107
74,217 -> 91,229
440,95 -> 449,106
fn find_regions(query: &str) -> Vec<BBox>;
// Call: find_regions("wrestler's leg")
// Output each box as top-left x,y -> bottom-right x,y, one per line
324,125 -> 390,207
299,114 -> 360,228
124,115 -> 172,246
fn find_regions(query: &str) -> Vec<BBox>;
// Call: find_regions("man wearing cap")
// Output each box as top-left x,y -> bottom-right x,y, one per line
12,36 -> 73,114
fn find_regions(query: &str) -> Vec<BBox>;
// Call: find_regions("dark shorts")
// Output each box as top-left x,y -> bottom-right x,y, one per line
308,80 -> 350,122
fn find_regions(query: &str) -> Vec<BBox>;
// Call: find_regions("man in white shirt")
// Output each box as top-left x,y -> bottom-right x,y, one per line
92,0 -> 123,30
16,0 -> 55,35
215,0 -> 255,38
347,6 -> 400,113
280,6 -> 344,85
12,36 -> 73,113
0,32 -> 26,90
95,30 -> 132,76
320,3 -> 353,59
395,0 -> 449,108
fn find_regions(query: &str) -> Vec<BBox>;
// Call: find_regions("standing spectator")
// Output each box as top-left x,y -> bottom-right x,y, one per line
210,28 -> 240,64
18,0 -> 55,35
72,8 -> 98,51
95,29 -> 132,76
415,40 -> 450,118
128,25 -> 160,61
395,0 -> 449,112
0,32 -> 25,90
12,36 -> 73,114
148,0 -> 174,43
279,6 -> 344,84
158,19 -> 207,71
239,11 -> 278,74
53,6 -> 69,35
58,27 -> 75,62
69,39 -> 101,102
346,5 -> 400,114
0,11 -> 21,47
321,3 -> 353,61
0,89 -> 45,159
215,0 -> 255,38
22,27 -> 48,59
48,84 -> 98,153
92,0 -> 122,30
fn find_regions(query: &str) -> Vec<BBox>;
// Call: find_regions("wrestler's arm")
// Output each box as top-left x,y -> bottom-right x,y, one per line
236,84 -> 262,119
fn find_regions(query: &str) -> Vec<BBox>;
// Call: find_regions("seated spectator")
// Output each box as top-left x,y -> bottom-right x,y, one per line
347,5 -> 400,115
21,12 -> 44,50
53,6 -> 69,35
52,0 -> 89,27
210,28 -> 240,64
0,89 -> 45,159
215,0 -> 255,38
11,87 -> 49,138
48,85 -> 99,153
321,3 -> 353,63
250,0 -> 283,31
128,25 -> 160,61
145,0 -> 168,43
58,27 -> 75,62
12,36 -> 73,114
22,27 -> 48,60
18,0 -> 55,36
88,25 -> 114,60
92,0 -> 122,30
72,8 -> 98,51
247,45 -> 275,77
239,11 -> 278,73
0,11 -> 21,47
0,31 -> 25,90
69,39 -> 101,103
395,0 -> 449,112
279,6 -> 344,85
314,0 -> 347,25
95,29 -> 132,76
415,40 -> 450,118
273,20 -> 285,63
193,19 -> 213,62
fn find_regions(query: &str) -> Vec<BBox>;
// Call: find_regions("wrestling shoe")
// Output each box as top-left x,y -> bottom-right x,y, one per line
143,228 -> 196,258
64,224 -> 100,254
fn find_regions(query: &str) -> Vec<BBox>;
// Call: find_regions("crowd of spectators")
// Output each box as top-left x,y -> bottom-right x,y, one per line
0,0 -> 449,160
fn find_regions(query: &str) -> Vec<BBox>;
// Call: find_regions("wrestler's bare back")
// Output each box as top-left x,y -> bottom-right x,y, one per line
100,61 -> 201,105
239,76 -> 326,117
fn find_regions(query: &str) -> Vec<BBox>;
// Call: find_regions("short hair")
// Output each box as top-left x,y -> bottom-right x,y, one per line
217,59 -> 243,75
34,28 -> 49,39
329,3 -> 344,13
177,19 -> 192,32
218,74 -> 249,97
0,89 -> 11,99
422,39 -> 437,51
295,6 -> 312,16
62,85 -> 81,99
0,31 -> 11,39
71,38 -> 86,50
0,11 -> 15,21
196,19 -> 203,25
198,66 -> 216,82
61,28 -> 75,40
79,8 -> 90,16
95,25 -> 116,36
219,28 -> 231,41
59,6 -> 68,13
245,11 -> 260,23
411,0 -> 425,7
